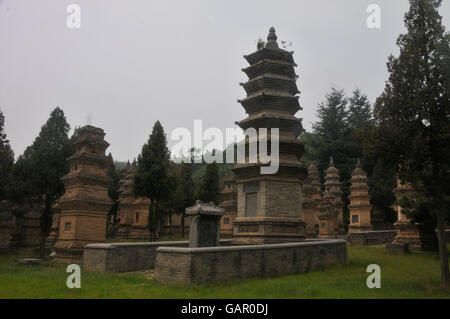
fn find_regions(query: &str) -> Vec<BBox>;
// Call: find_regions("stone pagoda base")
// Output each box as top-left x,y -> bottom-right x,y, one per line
392,221 -> 421,250
302,212 -> 319,238
128,226 -> 150,240
52,240 -> 89,264
348,225 -> 373,233
232,217 -> 306,245
115,225 -> 131,239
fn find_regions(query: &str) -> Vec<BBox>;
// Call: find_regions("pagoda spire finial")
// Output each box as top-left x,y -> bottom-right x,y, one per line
356,158 -> 361,168
265,26 -> 279,49
329,156 -> 334,167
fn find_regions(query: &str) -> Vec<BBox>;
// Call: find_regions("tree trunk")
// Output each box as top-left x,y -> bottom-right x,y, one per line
436,211 -> 449,289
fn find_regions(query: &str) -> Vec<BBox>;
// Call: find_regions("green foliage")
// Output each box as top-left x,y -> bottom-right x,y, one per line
134,121 -> 172,240
179,151 -> 196,211
374,0 -> 450,248
372,0 -> 449,283
9,107 -> 73,237
106,153 -> 120,229
197,155 -> 221,205
0,109 -> 14,201
305,88 -> 374,223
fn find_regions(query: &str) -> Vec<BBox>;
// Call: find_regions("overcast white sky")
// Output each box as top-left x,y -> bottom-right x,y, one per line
1,0 -> 449,162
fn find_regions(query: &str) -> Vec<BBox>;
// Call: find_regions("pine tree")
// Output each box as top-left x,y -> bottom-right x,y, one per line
313,87 -> 348,141
106,153 -> 120,236
9,107 -> 73,254
134,121 -> 171,241
347,89 -> 373,130
0,109 -> 14,201
310,88 -> 354,223
374,0 -> 450,287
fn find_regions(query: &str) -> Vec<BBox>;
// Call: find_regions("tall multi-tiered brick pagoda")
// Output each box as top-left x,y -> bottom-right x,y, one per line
52,125 -> 113,263
348,159 -> 373,232
324,157 -> 345,235
232,27 -> 307,244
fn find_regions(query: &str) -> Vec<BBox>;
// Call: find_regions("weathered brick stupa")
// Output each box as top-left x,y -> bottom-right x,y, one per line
232,27 -> 307,244
348,159 -> 373,232
219,174 -> 237,238
52,125 -> 113,263
301,164 -> 321,238
317,188 -> 339,238
115,163 -> 150,240
392,181 -> 421,250
324,157 -> 346,235
45,202 -> 61,249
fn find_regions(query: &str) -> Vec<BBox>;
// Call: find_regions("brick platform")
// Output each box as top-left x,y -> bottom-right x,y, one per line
83,239 -> 232,273
154,239 -> 347,285
347,230 -> 397,246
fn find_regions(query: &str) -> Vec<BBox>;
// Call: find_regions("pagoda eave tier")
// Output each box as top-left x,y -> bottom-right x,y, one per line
244,48 -> 296,66
239,139 -> 305,157
62,174 -> 112,187
242,59 -> 297,79
237,115 -> 303,135
241,74 -> 299,96
67,153 -> 110,165
73,136 -> 109,152
58,199 -> 113,211
239,92 -> 300,115
232,162 -> 307,180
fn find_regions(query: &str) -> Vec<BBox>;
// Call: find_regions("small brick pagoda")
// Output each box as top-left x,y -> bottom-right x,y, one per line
317,188 -> 339,238
45,202 -> 61,249
392,181 -> 421,250
232,27 -> 307,244
324,157 -> 345,235
52,125 -> 113,263
348,159 -> 373,232
219,174 -> 237,238
115,163 -> 150,240
301,164 -> 321,238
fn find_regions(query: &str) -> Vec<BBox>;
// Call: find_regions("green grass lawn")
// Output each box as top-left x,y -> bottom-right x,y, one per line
0,245 -> 449,299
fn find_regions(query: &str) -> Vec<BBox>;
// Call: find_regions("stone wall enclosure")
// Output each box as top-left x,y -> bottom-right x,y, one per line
154,239 -> 347,285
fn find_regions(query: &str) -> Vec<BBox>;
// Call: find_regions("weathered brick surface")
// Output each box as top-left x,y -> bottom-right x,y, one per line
155,239 -> 348,285
386,243 -> 409,254
347,230 -> 397,246
83,239 -> 233,273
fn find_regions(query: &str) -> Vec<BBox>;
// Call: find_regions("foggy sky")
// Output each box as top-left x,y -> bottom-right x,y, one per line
1,0 -> 449,162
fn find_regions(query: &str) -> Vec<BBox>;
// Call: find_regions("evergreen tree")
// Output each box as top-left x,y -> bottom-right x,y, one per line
179,149 -> 195,237
134,121 -> 171,241
347,89 -> 373,130
106,153 -> 120,236
313,87 -> 348,142
310,88 -> 354,223
197,152 -> 221,205
10,107 -> 73,254
0,109 -> 14,201
373,0 -> 450,287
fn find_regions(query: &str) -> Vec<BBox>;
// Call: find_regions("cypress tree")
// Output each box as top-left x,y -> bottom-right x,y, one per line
0,109 -> 14,201
134,121 -> 171,241
374,0 -> 450,287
